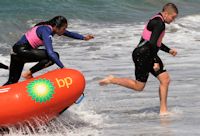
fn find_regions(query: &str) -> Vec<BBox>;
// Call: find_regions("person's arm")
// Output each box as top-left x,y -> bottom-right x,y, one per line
160,43 -> 170,53
63,30 -> 85,40
147,18 -> 165,63
160,43 -> 177,56
41,28 -> 64,68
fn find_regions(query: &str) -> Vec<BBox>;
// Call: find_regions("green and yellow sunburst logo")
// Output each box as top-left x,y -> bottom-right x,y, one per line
27,79 -> 55,103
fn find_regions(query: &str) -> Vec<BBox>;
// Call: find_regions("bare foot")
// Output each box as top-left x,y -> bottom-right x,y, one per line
99,75 -> 114,86
159,112 -> 172,116
22,71 -> 33,79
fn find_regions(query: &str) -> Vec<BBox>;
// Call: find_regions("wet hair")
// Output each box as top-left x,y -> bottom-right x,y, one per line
162,3 -> 178,14
35,16 -> 68,28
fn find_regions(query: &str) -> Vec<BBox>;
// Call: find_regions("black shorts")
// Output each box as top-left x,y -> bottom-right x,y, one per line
132,44 -> 166,83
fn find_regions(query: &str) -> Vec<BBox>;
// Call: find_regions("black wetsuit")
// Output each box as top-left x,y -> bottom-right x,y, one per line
0,63 -> 8,69
132,13 -> 171,82
4,43 -> 56,85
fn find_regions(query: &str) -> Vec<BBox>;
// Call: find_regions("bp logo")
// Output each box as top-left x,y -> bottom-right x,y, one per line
27,79 -> 55,103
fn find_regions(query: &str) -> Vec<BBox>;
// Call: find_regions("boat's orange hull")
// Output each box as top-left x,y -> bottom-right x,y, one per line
0,68 -> 85,126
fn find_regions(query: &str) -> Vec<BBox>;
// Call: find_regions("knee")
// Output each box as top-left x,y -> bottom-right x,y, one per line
161,76 -> 170,86
132,80 -> 146,92
44,59 -> 54,67
135,86 -> 145,92
134,81 -> 145,91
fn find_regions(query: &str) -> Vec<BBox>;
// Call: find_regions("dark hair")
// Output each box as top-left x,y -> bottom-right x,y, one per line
162,3 -> 178,14
35,16 -> 68,28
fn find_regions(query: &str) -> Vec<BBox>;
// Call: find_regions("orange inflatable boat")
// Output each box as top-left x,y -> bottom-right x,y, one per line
0,68 -> 85,126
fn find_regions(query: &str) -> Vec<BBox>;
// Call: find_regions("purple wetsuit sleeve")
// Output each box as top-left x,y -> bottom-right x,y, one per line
39,27 -> 64,68
63,30 -> 84,40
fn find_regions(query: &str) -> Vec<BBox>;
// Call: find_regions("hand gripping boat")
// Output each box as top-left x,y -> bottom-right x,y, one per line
0,68 -> 85,126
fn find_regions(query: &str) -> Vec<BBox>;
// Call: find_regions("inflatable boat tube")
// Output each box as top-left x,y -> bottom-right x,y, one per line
0,68 -> 85,126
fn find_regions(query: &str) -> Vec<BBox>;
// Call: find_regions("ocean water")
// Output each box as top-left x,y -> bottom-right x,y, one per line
0,0 -> 200,135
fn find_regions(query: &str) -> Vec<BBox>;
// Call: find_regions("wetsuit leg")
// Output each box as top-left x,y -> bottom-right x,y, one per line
4,44 -> 59,85
3,54 -> 25,85
13,44 -> 57,73
132,44 -> 153,83
30,59 -> 54,73
13,44 -> 50,61
150,56 -> 166,77
30,52 -> 59,73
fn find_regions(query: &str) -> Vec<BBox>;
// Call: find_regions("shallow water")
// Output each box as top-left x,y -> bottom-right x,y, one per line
0,0 -> 200,135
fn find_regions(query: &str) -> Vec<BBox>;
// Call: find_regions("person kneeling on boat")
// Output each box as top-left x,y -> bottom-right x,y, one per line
3,16 -> 94,86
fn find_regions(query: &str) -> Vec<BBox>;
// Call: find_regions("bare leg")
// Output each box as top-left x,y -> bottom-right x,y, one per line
22,70 -> 33,79
99,75 -> 145,91
157,72 -> 170,115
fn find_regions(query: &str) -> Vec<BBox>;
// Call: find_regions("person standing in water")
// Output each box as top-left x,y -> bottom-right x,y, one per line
4,16 -> 93,85
99,3 -> 178,115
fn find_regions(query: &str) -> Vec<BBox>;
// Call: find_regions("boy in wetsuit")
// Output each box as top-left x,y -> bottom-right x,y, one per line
99,3 -> 178,115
